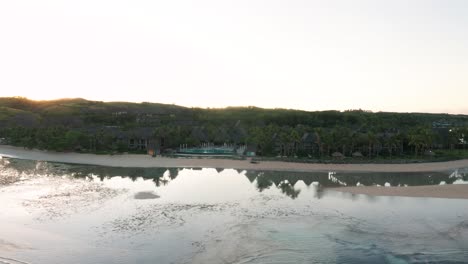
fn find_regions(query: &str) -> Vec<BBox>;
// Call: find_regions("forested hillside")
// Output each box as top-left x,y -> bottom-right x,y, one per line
1,97 -> 467,159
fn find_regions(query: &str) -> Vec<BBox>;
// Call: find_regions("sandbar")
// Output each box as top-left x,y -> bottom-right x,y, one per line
1,145 -> 468,173
330,184 -> 468,199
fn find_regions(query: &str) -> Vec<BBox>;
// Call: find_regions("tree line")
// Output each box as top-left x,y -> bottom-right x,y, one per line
1,124 -> 467,159
1,97 -> 468,159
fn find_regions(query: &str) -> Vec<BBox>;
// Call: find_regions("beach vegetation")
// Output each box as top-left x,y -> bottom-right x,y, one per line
1,97 -> 468,162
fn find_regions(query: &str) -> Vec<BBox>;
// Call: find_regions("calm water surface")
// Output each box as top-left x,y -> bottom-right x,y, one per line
0,158 -> 467,264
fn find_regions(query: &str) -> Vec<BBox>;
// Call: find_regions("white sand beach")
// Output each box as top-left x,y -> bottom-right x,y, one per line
1,145 -> 468,173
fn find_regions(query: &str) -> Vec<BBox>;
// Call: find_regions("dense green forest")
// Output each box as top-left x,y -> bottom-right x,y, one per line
1,97 -> 467,160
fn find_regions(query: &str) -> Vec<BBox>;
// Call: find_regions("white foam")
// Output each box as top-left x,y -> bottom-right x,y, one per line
453,179 -> 468,185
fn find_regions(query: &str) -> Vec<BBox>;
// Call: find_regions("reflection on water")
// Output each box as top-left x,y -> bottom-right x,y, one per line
3,158 -> 465,199
69,166 -> 468,199
1,158 -> 468,264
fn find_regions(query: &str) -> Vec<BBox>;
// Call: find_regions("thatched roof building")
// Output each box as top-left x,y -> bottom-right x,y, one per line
331,152 -> 344,159
352,151 -> 363,158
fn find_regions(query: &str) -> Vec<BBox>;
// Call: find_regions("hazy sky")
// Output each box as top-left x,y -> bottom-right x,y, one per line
1,0 -> 467,113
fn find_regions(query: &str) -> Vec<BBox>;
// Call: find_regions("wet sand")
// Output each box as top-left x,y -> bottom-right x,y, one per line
1,145 -> 468,173
330,184 -> 468,199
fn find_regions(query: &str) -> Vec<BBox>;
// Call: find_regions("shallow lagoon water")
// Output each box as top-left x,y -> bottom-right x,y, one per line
0,158 -> 468,264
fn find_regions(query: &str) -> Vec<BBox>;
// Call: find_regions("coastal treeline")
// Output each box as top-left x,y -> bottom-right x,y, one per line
1,97 -> 467,159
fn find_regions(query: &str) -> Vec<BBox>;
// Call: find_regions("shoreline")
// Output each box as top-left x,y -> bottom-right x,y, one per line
1,145 -> 468,173
1,145 -> 468,199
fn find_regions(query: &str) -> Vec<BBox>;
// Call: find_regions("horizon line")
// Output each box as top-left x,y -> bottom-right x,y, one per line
1,95 -> 467,116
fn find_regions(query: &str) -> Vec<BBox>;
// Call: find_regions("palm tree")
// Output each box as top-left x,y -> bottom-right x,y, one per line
408,130 -> 423,157
408,136 -> 421,157
314,128 -> 326,157
366,131 -> 378,158
339,127 -> 352,156
448,128 -> 459,150
409,127 -> 434,157
349,131 -> 359,155
420,128 -> 434,153
320,130 -> 333,157
386,134 -> 400,159
289,129 -> 301,156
